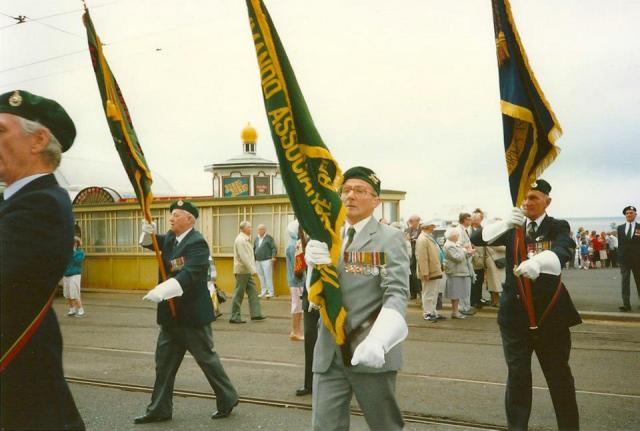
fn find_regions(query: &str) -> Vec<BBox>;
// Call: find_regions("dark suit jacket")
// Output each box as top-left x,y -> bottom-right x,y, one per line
0,174 -> 84,429
253,234 -> 277,261
617,221 -> 640,266
471,215 -> 581,332
147,229 -> 215,327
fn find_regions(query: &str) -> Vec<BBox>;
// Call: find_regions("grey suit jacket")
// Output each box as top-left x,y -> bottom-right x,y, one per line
313,218 -> 410,374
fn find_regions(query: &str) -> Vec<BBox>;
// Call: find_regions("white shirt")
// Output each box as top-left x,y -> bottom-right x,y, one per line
175,228 -> 193,245
342,215 -> 373,252
3,173 -> 48,200
257,234 -> 265,248
525,213 -> 547,234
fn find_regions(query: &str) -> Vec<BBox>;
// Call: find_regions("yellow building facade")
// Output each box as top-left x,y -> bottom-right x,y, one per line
73,191 -> 405,296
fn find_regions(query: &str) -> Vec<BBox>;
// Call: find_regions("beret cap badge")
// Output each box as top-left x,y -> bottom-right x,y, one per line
8,91 -> 22,107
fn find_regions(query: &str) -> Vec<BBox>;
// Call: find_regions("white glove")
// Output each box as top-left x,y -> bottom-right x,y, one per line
143,278 -> 183,303
506,207 -> 526,228
481,208 -> 525,243
515,250 -> 561,280
304,240 -> 331,266
351,308 -> 408,368
514,259 -> 540,280
139,221 -> 157,246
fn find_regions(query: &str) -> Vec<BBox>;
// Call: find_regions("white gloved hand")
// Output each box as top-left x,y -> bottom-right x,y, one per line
524,250 -> 561,278
304,240 -> 331,266
514,259 -> 541,280
143,278 -> 183,303
482,207 -> 526,243
139,221 -> 157,247
351,308 -> 408,368
506,207 -> 526,228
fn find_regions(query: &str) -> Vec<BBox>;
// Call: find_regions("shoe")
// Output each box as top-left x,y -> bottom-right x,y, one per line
480,298 -> 491,305
75,310 -> 85,317
215,311 -> 223,318
258,293 -> 266,298
211,400 -> 239,419
451,312 -> 466,319
289,333 -> 305,341
296,386 -> 312,396
460,307 -> 476,316
423,314 -> 437,322
133,414 -> 171,424
266,293 -> 274,298
67,309 -> 76,316
229,319 -> 247,324
619,306 -> 631,312
251,316 -> 266,321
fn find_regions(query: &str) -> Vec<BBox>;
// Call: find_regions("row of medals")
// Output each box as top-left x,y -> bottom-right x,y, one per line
345,263 -> 386,276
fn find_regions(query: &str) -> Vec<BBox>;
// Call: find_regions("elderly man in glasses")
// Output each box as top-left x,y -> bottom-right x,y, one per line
305,166 -> 410,431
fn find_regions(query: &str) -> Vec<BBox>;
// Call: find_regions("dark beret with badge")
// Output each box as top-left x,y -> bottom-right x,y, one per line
530,179 -> 552,195
342,166 -> 381,196
0,90 -> 76,152
623,205 -> 637,215
169,199 -> 199,219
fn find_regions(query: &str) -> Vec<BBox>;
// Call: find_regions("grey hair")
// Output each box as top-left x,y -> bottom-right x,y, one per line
239,220 -> 251,231
18,117 -> 62,169
444,227 -> 460,241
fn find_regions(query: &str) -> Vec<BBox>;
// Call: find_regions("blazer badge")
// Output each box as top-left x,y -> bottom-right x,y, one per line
170,256 -> 185,272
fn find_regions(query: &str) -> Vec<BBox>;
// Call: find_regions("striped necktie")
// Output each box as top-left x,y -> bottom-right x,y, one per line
344,227 -> 356,250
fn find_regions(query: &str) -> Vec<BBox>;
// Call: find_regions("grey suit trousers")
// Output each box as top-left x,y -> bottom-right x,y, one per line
146,324 -> 238,417
231,274 -> 263,321
312,353 -> 404,431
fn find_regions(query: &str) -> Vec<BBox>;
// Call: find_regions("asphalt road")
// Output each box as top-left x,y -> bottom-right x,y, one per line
54,268 -> 639,430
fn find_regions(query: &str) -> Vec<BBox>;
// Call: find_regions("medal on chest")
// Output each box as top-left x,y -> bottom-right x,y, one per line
344,251 -> 386,275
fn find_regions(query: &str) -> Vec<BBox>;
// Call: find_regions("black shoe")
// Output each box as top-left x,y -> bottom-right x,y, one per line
251,316 -> 266,321
619,306 -> 631,312
211,400 -> 239,419
133,414 -> 171,424
296,386 -> 312,396
229,319 -> 246,324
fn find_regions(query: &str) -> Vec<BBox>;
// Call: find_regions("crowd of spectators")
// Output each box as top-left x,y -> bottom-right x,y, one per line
574,227 -> 618,269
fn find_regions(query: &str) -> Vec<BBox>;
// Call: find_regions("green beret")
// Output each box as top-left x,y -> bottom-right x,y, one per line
0,90 -> 76,152
530,179 -> 551,195
342,166 -> 381,196
169,200 -> 199,219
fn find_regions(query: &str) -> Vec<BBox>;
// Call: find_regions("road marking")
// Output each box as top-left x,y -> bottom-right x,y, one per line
66,345 -> 640,399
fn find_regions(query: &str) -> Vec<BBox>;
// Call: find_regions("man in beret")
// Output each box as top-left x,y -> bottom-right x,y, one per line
0,90 -> 85,429
305,166 -> 410,430
471,179 -> 580,430
617,205 -> 640,312
135,200 -> 239,423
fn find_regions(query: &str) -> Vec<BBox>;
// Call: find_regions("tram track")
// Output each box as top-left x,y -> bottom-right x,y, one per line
66,376 -> 507,430
64,345 -> 640,400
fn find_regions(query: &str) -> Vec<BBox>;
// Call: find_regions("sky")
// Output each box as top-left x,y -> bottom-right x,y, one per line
1,0 -> 639,220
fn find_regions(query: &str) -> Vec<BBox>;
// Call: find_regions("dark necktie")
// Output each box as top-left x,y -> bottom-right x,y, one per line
344,227 -> 356,250
173,239 -> 179,249
527,221 -> 537,242
628,224 -> 634,240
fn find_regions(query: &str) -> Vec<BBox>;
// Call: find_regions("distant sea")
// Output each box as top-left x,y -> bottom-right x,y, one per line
563,216 -> 626,234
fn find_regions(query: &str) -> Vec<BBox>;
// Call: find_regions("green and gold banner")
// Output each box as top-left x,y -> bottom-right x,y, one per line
82,8 -> 154,221
491,0 -> 562,207
246,0 -> 347,344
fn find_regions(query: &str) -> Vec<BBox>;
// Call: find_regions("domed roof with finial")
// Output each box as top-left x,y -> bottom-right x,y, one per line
241,122 -> 257,144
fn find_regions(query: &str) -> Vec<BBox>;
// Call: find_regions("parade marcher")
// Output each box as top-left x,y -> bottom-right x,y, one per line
305,166 -> 410,431
404,214 -> 422,300
254,223 -> 277,298
230,221 -> 266,323
471,179 -> 581,430
0,90 -> 85,430
134,200 -> 239,423
617,205 -> 640,312
63,236 -> 86,317
415,220 -> 444,322
285,220 -> 304,341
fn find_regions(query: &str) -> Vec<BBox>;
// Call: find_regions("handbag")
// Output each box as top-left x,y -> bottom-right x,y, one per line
215,286 -> 227,304
493,257 -> 506,269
